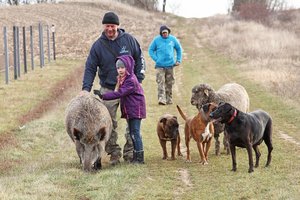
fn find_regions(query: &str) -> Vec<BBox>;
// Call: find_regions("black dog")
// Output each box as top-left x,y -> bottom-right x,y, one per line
209,102 -> 273,173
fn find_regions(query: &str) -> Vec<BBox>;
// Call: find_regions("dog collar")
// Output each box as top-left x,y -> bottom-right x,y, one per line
228,109 -> 237,124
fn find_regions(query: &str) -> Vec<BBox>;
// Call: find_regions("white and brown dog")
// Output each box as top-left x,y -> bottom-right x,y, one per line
176,103 -> 217,165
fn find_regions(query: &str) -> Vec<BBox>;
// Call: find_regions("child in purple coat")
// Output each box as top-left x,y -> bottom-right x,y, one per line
98,55 -> 146,164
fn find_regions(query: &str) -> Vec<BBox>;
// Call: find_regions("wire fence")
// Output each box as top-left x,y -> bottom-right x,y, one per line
1,23 -> 56,84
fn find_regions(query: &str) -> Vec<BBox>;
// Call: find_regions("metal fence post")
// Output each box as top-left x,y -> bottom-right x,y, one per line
30,25 -> 34,70
47,25 -> 50,63
23,26 -> 27,73
4,26 -> 9,84
39,23 -> 44,68
16,26 -> 20,78
13,26 -> 17,80
51,24 -> 56,60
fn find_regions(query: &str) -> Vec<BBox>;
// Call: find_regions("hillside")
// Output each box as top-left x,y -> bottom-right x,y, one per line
0,0 -> 168,60
0,1 -> 300,200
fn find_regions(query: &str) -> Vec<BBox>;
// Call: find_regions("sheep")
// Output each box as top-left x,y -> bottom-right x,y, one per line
65,93 -> 112,172
190,83 -> 250,155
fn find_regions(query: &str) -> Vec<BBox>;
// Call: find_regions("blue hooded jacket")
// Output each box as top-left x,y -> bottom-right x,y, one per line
102,55 -> 146,119
82,29 -> 146,91
148,25 -> 182,68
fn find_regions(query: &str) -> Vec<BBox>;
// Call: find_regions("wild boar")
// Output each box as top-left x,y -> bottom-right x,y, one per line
65,94 -> 112,172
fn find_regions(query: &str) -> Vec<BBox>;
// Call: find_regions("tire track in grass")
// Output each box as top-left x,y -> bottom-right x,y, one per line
172,19 -> 200,198
174,168 -> 193,199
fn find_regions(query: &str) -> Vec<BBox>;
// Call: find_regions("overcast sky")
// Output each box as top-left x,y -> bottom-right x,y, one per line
158,0 -> 300,18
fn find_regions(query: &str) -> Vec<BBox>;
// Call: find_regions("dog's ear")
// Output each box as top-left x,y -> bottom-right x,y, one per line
172,116 -> 177,120
160,118 -> 167,125
202,103 -> 209,113
210,103 -> 217,112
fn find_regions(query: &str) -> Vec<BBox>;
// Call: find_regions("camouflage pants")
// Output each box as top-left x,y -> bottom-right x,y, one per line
100,87 -> 133,160
156,68 -> 175,104
214,131 -> 230,155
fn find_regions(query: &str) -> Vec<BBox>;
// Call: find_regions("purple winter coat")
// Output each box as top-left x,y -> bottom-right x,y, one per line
102,55 -> 146,119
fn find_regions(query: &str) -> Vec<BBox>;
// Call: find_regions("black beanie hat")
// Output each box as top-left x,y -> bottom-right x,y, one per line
102,12 -> 120,25
160,25 -> 171,36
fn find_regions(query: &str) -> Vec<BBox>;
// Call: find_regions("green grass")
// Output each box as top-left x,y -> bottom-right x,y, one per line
0,31 -> 300,200
0,59 -> 82,133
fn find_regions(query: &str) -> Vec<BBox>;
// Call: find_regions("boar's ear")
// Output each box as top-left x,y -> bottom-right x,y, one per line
96,127 -> 106,141
73,128 -> 83,140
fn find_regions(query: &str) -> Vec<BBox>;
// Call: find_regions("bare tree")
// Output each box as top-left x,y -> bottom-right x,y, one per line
268,0 -> 287,11
232,0 -> 266,12
232,0 -> 286,12
7,0 -> 20,5
117,0 -> 158,10
162,0 -> 166,12
231,0 -> 287,22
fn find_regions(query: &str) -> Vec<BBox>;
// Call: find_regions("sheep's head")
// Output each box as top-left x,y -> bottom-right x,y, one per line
191,84 -> 214,110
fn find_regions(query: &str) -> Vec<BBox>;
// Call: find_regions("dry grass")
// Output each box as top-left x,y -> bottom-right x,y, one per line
0,0 -> 165,62
197,14 -> 300,106
0,59 -> 82,132
0,1 -> 300,199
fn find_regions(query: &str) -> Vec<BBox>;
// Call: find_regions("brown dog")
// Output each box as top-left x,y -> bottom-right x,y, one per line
157,114 -> 182,160
176,103 -> 217,165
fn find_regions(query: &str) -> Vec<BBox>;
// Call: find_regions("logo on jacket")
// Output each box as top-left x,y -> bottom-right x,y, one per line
120,46 -> 129,54
168,41 -> 174,46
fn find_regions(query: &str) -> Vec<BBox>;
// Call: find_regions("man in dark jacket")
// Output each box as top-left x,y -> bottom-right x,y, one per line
80,11 -> 146,165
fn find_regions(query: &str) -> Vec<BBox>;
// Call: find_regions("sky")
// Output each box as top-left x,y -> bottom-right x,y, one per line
158,0 -> 300,18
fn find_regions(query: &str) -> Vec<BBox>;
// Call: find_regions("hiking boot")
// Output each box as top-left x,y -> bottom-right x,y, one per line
130,151 -> 137,163
158,101 -> 166,105
166,101 -> 173,105
123,136 -> 134,162
131,151 -> 144,164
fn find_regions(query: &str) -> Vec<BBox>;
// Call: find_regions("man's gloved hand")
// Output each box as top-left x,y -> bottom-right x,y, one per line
93,90 -> 103,99
79,90 -> 89,96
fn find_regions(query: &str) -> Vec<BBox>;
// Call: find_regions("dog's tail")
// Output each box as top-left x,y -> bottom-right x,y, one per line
176,105 -> 188,121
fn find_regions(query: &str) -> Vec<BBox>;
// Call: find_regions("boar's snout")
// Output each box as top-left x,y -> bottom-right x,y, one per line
82,145 -> 100,172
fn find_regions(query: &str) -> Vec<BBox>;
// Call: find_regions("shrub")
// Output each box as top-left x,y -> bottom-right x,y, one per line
236,2 -> 270,23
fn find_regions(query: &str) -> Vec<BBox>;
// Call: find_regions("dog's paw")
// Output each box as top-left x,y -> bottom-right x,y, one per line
185,159 -> 192,163
169,157 -> 176,161
200,160 -> 208,165
248,168 -> 254,173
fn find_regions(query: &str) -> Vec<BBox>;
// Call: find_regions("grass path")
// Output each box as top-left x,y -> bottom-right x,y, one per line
0,17 -> 300,200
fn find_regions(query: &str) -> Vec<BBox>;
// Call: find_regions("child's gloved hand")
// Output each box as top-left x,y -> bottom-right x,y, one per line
93,90 -> 103,99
